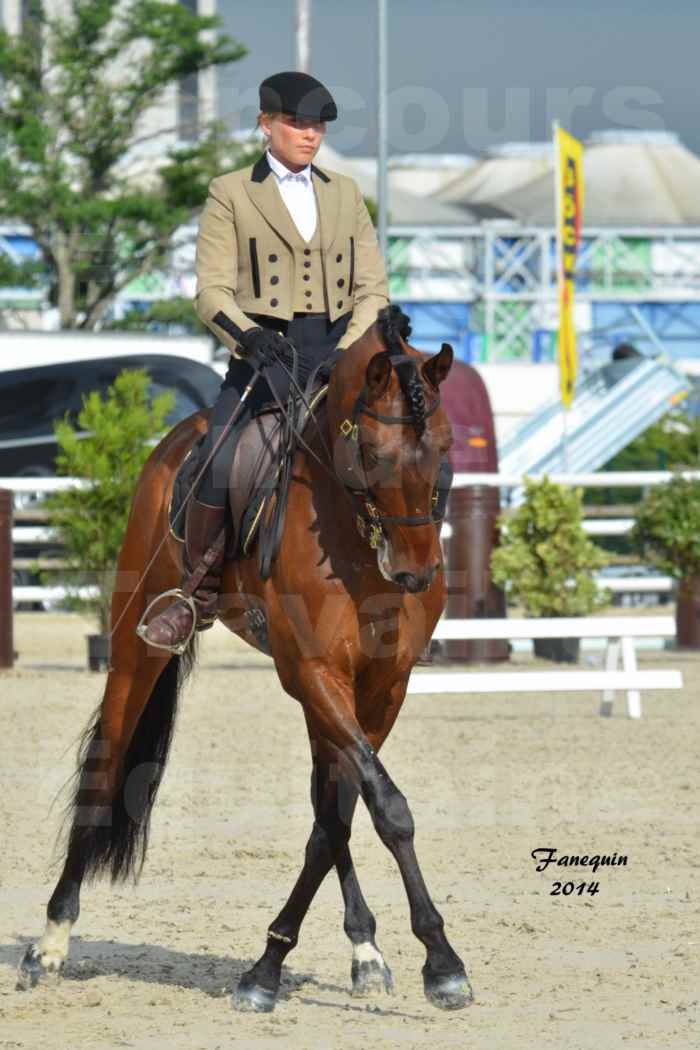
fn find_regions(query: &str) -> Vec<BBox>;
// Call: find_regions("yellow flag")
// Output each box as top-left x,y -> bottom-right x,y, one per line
556,126 -> 585,408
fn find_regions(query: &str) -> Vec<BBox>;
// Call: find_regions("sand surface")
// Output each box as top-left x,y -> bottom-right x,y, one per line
1,612 -> 698,1050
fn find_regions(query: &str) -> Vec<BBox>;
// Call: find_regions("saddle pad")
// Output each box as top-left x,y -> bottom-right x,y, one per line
168,430 -> 208,544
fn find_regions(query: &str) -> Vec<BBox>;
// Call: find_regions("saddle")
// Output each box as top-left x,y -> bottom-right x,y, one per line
169,383 -> 329,572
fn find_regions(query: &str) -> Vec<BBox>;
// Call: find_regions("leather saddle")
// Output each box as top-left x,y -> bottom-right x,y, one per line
169,384 -> 328,564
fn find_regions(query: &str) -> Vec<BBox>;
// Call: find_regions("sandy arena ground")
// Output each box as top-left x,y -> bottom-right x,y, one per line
1,610 -> 698,1050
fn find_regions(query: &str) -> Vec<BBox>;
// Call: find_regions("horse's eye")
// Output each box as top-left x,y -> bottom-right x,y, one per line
364,449 -> 379,468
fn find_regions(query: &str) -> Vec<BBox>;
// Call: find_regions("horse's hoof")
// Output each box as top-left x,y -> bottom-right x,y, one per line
232,973 -> 277,1013
16,944 -> 63,991
423,969 -> 474,1011
351,957 -> 395,997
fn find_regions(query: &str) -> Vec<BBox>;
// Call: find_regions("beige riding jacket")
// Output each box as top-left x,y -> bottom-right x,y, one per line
194,152 -> 390,353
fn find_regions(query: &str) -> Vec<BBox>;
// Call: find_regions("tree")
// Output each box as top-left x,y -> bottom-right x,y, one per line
46,368 -> 174,633
102,296 -> 212,337
490,477 -> 609,617
0,0 -> 252,329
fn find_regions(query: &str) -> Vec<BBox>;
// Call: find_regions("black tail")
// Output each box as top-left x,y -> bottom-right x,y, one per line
57,639 -> 198,884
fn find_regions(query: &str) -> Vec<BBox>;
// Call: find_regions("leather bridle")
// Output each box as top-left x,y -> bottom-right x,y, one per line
337,352 -> 443,549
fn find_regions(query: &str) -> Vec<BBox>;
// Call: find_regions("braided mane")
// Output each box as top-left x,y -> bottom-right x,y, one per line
376,304 -> 426,438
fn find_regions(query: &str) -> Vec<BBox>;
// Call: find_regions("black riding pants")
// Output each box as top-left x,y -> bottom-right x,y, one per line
196,311 -> 351,507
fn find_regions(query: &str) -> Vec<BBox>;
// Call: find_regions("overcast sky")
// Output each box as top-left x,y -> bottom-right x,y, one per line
217,0 -> 700,157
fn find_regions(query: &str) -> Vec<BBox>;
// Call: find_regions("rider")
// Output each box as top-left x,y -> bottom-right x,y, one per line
141,70 -> 391,652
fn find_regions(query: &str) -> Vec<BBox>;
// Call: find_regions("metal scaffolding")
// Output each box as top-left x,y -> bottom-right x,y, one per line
388,223 -> 700,364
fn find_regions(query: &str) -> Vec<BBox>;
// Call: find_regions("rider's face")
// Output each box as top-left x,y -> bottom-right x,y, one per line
260,112 -> 326,172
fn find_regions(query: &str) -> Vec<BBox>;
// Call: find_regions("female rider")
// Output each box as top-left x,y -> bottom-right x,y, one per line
142,70 -> 390,651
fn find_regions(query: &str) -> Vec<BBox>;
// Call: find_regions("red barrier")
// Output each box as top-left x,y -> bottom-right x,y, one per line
0,489 -> 13,669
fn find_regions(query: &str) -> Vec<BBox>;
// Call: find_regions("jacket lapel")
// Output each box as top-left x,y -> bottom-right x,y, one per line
243,154 -> 305,249
243,153 -> 341,252
311,164 -> 341,252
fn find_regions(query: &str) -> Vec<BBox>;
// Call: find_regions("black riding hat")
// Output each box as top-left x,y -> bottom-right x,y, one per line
259,71 -> 337,122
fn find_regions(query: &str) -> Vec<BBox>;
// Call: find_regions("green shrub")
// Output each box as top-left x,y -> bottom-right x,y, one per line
46,369 -> 174,633
490,477 -> 609,617
630,475 -> 700,580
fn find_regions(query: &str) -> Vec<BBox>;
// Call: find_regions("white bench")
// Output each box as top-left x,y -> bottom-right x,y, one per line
407,616 -> 682,719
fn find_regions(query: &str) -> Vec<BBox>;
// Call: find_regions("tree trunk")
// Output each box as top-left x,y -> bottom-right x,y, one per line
54,229 -> 77,328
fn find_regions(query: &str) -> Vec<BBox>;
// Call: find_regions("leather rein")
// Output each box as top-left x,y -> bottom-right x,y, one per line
253,345 -> 443,569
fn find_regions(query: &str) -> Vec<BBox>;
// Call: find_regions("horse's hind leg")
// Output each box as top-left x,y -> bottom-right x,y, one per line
17,646 -> 177,989
233,744 -> 391,1012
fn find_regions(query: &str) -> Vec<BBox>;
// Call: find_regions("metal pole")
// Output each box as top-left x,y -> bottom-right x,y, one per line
0,489 -> 14,670
553,119 -> 569,471
295,0 -> 311,73
377,0 -> 388,259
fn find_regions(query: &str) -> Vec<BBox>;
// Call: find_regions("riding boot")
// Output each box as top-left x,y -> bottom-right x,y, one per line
138,497 -> 227,652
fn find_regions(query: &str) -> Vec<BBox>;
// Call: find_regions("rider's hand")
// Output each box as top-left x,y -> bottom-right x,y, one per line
238,327 -> 289,369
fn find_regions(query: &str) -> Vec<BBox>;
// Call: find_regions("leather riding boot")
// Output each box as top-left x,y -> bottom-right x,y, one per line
139,497 -> 227,652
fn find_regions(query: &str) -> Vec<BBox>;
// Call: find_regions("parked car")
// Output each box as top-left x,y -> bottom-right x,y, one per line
3,354 -> 221,607
597,563 -> 671,607
0,353 -> 221,480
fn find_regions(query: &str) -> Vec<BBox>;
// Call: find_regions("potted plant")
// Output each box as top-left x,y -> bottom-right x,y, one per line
46,369 -> 174,670
490,477 -> 609,663
630,475 -> 700,648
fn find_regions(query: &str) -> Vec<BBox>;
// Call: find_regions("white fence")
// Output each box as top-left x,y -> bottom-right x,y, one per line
3,471 -> 693,607
408,616 -> 682,718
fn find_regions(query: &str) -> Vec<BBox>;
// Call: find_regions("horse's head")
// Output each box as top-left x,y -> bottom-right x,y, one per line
329,307 -> 453,593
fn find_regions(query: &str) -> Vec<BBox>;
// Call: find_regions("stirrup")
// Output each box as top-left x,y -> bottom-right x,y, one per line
135,588 -> 198,656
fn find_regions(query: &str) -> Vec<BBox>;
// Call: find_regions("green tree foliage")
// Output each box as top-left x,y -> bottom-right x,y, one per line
46,368 -> 174,633
0,0 -> 252,327
491,477 -> 609,616
630,476 -> 700,581
102,296 -> 210,337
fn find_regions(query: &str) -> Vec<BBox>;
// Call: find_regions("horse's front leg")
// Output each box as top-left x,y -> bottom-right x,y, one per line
233,749 -> 392,1012
296,667 -> 473,1011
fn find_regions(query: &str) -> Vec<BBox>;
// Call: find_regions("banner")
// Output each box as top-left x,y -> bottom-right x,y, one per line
555,125 -> 585,408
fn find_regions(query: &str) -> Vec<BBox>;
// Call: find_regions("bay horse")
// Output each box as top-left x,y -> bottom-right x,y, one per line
17,306 -> 473,1012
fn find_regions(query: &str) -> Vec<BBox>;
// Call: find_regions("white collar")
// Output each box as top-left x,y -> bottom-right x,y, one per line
266,148 -> 312,183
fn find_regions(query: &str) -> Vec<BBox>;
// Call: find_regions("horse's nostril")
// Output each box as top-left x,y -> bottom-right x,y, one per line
394,572 -> 423,593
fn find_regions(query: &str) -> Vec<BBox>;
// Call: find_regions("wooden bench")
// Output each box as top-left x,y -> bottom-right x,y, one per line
407,617 -> 682,718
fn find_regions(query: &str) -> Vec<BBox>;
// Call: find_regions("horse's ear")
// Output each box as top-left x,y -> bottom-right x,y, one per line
422,342 -> 453,390
364,351 -> 392,403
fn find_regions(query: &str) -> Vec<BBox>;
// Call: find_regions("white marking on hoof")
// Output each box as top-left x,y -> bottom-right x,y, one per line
36,919 -> 72,972
353,941 -> 385,967
17,920 -> 73,990
351,941 -> 395,996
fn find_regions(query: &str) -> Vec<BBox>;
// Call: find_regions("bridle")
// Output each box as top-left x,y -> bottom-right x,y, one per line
337,352 -> 443,549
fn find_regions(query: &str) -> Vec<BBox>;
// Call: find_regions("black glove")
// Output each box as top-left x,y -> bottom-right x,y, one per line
238,327 -> 289,369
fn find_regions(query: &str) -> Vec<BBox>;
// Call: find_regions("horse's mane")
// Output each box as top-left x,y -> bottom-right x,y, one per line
376,304 -> 426,438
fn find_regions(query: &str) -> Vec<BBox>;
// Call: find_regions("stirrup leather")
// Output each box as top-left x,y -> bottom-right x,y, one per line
135,588 -> 198,656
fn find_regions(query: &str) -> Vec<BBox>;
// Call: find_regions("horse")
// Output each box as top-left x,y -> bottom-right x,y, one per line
17,305 -> 474,1013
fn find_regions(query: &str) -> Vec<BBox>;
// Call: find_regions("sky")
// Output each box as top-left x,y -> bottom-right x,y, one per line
216,0 -> 700,158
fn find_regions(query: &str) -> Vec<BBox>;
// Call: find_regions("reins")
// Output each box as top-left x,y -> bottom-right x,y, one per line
269,343 -> 443,555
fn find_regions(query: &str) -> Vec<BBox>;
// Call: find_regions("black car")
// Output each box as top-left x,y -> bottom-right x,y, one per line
0,353 -> 221,479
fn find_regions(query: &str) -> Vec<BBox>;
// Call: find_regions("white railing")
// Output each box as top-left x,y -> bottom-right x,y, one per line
2,473 -> 688,605
409,616 -> 682,718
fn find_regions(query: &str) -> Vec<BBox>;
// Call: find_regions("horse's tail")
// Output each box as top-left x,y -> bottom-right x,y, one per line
57,639 -> 198,885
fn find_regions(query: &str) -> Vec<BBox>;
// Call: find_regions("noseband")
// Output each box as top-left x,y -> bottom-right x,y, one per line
338,353 -> 442,549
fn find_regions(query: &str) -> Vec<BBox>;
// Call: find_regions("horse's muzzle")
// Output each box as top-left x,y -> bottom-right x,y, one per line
392,563 -> 438,593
